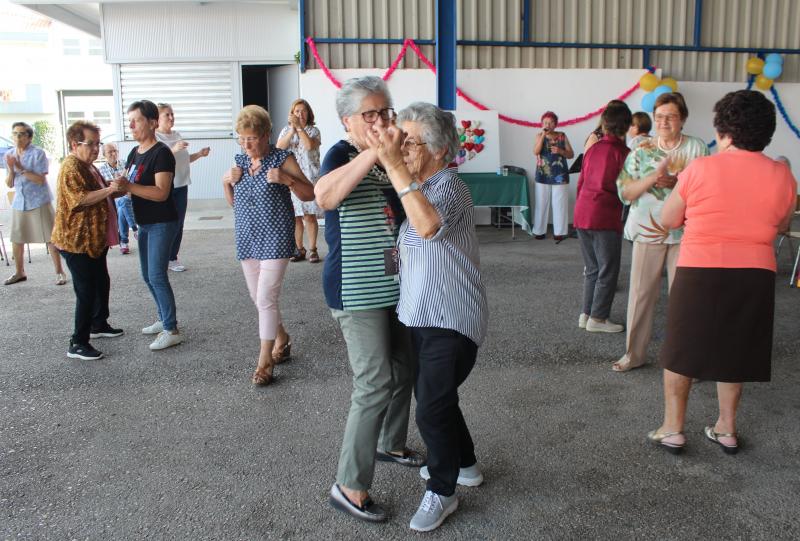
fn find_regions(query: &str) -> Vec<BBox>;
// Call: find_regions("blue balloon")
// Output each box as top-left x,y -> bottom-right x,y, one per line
763,61 -> 783,80
653,85 -> 672,97
641,92 -> 657,113
765,53 -> 783,65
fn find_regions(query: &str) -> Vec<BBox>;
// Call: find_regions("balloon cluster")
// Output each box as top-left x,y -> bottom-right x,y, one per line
746,54 -> 783,91
638,73 -> 679,113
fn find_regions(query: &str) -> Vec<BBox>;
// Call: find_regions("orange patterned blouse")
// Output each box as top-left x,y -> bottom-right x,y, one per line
51,155 -> 111,258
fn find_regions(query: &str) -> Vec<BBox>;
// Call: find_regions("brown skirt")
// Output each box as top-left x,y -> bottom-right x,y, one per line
659,267 -> 775,382
10,204 -> 55,244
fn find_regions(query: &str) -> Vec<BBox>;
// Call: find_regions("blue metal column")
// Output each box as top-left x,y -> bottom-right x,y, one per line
693,0 -> 704,47
436,0 -> 457,110
522,0 -> 531,42
299,0 -> 306,73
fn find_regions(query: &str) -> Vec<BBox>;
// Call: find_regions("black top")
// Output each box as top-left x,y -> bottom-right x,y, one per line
125,142 -> 177,225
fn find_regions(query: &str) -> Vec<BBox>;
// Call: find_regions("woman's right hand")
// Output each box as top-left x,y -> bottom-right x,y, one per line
223,166 -> 242,186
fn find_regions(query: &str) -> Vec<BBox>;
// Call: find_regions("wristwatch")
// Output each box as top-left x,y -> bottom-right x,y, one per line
397,181 -> 419,199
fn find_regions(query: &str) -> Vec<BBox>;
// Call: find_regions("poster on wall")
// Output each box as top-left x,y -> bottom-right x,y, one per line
452,110 -> 500,173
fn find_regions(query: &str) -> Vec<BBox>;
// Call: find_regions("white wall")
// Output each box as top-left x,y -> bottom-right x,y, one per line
301,68 -> 800,217
102,2 -> 299,64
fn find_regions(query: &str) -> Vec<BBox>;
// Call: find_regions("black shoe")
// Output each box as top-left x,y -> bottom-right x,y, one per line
90,325 -> 124,339
67,342 -> 104,360
329,484 -> 387,522
534,234 -> 546,240
376,448 -> 426,467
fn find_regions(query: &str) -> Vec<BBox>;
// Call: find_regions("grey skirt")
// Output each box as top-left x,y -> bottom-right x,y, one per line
10,204 -> 55,244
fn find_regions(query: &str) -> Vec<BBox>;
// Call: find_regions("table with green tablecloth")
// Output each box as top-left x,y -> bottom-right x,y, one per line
459,172 -> 533,238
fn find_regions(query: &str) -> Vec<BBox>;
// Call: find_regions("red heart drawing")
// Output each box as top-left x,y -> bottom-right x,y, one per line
461,120 -> 471,128
474,143 -> 484,153
464,142 -> 475,151
473,129 -> 485,136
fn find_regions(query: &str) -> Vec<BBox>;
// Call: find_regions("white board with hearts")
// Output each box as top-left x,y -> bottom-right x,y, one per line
452,110 -> 501,173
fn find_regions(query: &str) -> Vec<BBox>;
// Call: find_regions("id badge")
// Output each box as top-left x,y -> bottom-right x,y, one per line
383,247 -> 399,276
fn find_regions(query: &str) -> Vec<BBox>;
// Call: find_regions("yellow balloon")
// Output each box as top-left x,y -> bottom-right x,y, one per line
639,73 -> 659,92
661,77 -> 678,92
755,74 -> 773,91
746,57 -> 765,75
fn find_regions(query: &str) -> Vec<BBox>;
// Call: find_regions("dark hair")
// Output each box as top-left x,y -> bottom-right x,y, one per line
654,92 -> 689,120
127,100 -> 159,121
713,90 -> 775,152
601,100 -> 633,138
631,112 -> 652,135
11,122 -> 33,138
66,120 -> 100,146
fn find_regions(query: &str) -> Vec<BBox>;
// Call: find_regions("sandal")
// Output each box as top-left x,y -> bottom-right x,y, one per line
4,273 -> 27,285
308,249 -> 320,263
612,358 -> 645,372
252,363 -> 274,386
290,248 -> 306,262
272,338 -> 292,364
647,430 -> 685,454
56,273 -> 67,286
704,426 -> 739,455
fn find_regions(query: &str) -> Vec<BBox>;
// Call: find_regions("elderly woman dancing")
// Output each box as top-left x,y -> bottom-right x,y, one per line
647,90 -> 797,455
222,105 -> 314,385
613,93 -> 708,372
367,102 -> 488,532
316,76 -> 421,524
51,121 -> 124,360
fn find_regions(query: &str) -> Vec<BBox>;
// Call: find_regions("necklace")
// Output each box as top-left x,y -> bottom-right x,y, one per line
657,134 -> 683,154
346,135 -> 363,152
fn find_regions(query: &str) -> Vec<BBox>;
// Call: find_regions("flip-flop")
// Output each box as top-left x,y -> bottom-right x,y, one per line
704,426 -> 739,455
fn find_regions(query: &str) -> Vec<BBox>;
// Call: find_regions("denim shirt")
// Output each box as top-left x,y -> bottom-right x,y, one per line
9,145 -> 50,211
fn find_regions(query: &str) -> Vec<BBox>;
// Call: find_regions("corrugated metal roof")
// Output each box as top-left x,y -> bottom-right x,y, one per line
305,0 -> 800,82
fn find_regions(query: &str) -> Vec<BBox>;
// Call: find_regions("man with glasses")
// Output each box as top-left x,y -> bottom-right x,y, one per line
3,122 -> 66,285
99,143 -> 137,254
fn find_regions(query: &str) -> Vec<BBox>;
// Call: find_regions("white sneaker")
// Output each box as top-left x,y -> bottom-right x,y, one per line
141,321 -> 164,335
578,313 -> 589,329
149,330 -> 183,351
409,490 -> 458,532
420,464 -> 484,487
168,260 -> 186,272
586,319 -> 624,333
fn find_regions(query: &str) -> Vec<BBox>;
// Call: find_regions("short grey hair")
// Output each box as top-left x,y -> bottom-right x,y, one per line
103,142 -> 118,154
335,76 -> 392,119
397,102 -> 460,163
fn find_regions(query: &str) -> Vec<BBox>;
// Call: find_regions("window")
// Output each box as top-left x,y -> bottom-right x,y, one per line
62,39 -> 81,55
88,39 -> 103,56
93,111 -> 111,124
66,112 -> 85,122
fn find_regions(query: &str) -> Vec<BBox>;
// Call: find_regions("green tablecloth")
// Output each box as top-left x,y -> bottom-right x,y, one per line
459,172 -> 533,234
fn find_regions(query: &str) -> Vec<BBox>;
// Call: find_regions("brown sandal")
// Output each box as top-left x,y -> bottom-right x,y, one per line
308,249 -> 320,263
252,363 -> 274,386
272,339 -> 292,364
290,248 -> 306,262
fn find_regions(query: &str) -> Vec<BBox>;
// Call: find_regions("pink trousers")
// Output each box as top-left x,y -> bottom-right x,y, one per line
240,258 -> 289,340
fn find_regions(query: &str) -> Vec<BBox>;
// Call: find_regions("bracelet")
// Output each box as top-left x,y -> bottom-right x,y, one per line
397,181 -> 419,199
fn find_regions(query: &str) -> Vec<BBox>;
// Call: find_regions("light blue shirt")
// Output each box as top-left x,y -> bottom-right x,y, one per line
9,144 -> 50,211
396,167 -> 489,346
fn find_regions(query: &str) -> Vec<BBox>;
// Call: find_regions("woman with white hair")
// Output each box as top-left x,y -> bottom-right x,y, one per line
316,76 -> 420,524
368,102 -> 488,532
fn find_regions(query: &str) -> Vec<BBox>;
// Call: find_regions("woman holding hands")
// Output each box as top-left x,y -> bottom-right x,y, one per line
222,105 -> 314,386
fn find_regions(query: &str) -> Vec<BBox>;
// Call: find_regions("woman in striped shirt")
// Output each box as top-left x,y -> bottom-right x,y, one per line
367,102 -> 488,533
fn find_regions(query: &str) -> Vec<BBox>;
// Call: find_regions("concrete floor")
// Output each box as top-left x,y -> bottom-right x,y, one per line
1,217 -> 799,540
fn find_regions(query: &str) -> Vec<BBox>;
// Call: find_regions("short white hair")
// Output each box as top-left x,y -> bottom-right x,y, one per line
397,102 -> 459,163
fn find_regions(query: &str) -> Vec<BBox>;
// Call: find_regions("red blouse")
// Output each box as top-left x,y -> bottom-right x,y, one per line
573,135 -> 630,232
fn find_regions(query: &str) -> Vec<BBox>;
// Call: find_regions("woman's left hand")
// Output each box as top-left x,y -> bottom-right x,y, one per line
266,167 -> 284,185
365,125 -> 405,170
199,146 -> 210,157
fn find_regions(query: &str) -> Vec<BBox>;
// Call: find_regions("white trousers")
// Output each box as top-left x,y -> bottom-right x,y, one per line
533,182 -> 569,236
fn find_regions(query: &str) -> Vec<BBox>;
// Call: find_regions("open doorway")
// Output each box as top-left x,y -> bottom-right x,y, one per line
240,64 -> 298,141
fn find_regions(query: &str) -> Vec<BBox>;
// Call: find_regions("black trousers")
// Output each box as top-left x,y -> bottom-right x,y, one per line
411,327 -> 478,497
60,249 -> 110,345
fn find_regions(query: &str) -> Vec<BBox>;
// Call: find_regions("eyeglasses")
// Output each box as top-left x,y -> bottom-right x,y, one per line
236,135 -> 260,144
78,141 -> 101,148
654,114 -> 681,123
402,139 -> 427,151
360,108 -> 396,123
11,132 -> 29,138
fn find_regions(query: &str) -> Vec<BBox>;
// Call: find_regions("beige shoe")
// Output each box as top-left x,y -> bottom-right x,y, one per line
4,274 -> 27,285
586,318 -> 624,333
56,273 -> 67,285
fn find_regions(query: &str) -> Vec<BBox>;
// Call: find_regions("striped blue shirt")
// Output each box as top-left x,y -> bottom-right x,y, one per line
396,167 -> 488,346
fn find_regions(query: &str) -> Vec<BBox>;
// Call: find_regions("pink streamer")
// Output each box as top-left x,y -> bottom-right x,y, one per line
306,36 -> 648,128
